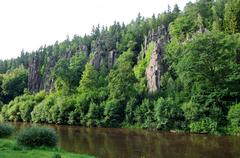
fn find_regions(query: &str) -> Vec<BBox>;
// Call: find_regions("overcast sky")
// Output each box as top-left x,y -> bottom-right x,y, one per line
0,0 -> 193,60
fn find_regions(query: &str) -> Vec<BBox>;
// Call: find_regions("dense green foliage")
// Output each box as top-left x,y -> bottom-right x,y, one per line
0,66 -> 28,103
17,126 -> 57,147
0,124 -> 14,138
1,91 -> 45,122
227,103 -> 240,134
0,0 -> 240,135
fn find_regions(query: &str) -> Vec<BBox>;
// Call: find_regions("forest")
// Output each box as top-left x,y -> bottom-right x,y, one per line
0,0 -> 239,135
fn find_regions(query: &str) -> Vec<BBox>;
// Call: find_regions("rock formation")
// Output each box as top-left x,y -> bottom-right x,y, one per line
90,49 -> 118,69
90,51 -> 102,69
28,49 -> 73,93
42,56 -> 56,92
145,25 -> 169,93
28,53 -> 42,93
108,50 -> 117,68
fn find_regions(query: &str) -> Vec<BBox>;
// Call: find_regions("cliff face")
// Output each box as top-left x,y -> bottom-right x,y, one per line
145,26 -> 169,93
89,35 -> 117,69
90,49 -> 117,69
42,56 -> 56,92
28,50 -> 74,93
28,53 -> 42,93
27,26 -> 169,94
28,55 -> 56,93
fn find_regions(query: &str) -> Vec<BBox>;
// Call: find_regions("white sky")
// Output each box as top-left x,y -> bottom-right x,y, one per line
0,0 -> 193,60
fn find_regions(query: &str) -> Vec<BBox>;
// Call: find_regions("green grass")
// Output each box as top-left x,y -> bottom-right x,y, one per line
0,139 -> 94,158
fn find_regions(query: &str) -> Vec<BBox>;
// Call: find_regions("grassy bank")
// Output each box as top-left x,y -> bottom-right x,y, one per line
0,139 -> 94,158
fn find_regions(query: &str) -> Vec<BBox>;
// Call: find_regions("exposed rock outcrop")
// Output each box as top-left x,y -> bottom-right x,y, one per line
91,51 -> 102,69
28,53 -> 42,93
28,50 -> 74,93
108,50 -> 117,68
78,45 -> 89,56
90,49 -> 118,69
145,25 -> 169,93
42,56 -> 56,92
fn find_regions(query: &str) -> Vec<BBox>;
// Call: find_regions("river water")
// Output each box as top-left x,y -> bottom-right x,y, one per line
12,122 -> 240,158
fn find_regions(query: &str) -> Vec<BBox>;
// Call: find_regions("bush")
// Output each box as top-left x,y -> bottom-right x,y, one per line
86,102 -> 103,127
227,103 -> 240,135
103,99 -> 123,127
17,126 -> 57,147
31,95 -> 55,123
0,124 -> 14,138
154,97 -> 184,130
135,99 -> 155,128
49,96 -> 76,124
1,92 -> 45,122
189,118 -> 218,134
228,103 -> 240,127
52,153 -> 61,158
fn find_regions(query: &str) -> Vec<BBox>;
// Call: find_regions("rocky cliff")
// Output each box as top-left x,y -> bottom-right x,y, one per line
27,25 -> 168,93
145,26 -> 169,93
28,53 -> 42,93
28,49 -> 74,93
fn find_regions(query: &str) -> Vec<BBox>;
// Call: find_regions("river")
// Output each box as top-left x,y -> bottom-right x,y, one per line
11,122 -> 240,158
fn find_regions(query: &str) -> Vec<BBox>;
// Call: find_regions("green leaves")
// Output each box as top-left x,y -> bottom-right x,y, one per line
1,67 -> 28,103
53,53 -> 88,91
228,103 -> 240,127
154,97 -> 184,130
224,0 -> 240,34
108,50 -> 136,101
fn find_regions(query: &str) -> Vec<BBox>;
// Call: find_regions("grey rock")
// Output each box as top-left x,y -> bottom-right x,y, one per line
145,25 -> 169,93
28,53 -> 42,93
108,50 -> 117,69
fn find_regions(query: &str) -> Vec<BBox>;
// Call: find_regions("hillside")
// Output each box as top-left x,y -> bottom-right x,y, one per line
0,0 -> 240,135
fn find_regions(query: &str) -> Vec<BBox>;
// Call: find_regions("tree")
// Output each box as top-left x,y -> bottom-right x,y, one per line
1,67 -> 28,103
86,102 -> 103,127
53,59 -> 70,91
107,49 -> 136,101
224,0 -> 240,33
104,50 -> 137,126
68,53 -> 88,89
154,97 -> 184,130
103,99 -> 123,127
78,63 -> 100,98
175,32 -> 240,129
135,99 -> 155,128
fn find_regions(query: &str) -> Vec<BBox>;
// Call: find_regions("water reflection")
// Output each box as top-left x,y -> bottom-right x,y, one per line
12,122 -> 240,158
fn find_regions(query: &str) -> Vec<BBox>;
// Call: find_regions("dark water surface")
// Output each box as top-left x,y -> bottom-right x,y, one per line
12,122 -> 240,158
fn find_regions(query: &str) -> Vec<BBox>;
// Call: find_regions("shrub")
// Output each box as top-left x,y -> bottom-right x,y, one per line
1,92 -> 45,122
67,109 -> 82,125
135,99 -> 155,128
189,118 -> 218,134
52,153 -> 61,158
17,126 -> 57,147
31,95 -> 55,123
228,103 -> 240,127
125,98 -> 137,125
182,101 -> 202,121
227,103 -> 240,135
86,102 -> 103,127
154,97 -> 184,130
0,124 -> 14,138
103,99 -> 123,127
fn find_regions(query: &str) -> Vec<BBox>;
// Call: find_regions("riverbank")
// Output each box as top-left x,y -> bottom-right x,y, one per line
5,122 -> 240,158
0,138 -> 94,158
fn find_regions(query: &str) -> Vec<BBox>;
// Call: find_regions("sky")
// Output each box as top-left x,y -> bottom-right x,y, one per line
0,0 -> 193,60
